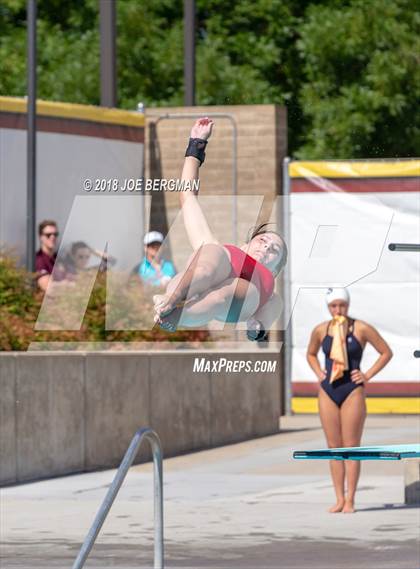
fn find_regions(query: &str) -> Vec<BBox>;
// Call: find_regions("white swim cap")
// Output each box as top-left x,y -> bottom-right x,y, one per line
326,287 -> 350,305
144,231 -> 164,245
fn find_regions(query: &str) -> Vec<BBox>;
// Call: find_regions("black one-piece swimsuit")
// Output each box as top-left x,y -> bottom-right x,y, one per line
321,319 -> 364,407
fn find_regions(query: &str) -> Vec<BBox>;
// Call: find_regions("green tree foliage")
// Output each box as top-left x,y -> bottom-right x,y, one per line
0,0 -> 100,103
194,0 -> 310,152
297,0 -> 420,157
0,0 -> 418,157
117,0 -> 184,108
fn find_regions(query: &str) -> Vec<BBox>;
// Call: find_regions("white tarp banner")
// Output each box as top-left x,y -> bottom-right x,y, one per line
289,162 -> 420,385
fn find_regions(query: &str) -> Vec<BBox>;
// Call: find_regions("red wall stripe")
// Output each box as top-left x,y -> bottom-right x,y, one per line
0,112 -> 144,143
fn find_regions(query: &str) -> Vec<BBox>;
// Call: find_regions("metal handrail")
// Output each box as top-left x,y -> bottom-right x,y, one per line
282,156 -> 292,415
72,427 -> 164,569
388,243 -> 420,252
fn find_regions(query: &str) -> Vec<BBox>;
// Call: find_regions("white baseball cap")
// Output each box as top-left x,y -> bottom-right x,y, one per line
143,231 -> 164,245
326,287 -> 350,305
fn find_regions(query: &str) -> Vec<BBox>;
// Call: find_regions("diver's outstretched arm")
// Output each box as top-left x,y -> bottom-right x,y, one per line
179,117 -> 213,205
180,118 -> 219,250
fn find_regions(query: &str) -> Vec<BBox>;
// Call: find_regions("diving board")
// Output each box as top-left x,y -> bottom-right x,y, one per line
293,444 -> 420,461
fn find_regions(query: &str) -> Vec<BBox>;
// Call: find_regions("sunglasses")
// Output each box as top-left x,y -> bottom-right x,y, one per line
42,232 -> 59,238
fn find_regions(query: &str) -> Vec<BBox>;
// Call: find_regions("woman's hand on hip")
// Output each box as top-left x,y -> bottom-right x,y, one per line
191,117 -> 214,140
317,370 -> 327,382
351,369 -> 367,384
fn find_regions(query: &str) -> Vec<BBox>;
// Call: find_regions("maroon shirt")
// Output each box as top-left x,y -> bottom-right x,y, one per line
35,250 -> 66,281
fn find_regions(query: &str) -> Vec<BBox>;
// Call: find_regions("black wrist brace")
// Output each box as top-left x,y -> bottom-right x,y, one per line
185,138 -> 208,165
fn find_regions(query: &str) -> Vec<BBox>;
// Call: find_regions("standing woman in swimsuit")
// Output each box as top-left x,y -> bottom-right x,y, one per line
307,288 -> 392,513
153,117 -> 287,336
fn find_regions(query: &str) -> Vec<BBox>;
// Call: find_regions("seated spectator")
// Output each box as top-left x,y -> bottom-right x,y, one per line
133,231 -> 176,287
64,241 -> 115,278
35,220 -> 66,291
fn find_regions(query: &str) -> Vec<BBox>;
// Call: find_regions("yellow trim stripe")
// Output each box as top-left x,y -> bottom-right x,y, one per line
292,397 -> 420,415
289,160 -> 420,179
0,96 -> 145,128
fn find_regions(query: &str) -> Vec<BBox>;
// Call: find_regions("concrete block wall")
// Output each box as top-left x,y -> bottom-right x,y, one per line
0,351 -> 281,485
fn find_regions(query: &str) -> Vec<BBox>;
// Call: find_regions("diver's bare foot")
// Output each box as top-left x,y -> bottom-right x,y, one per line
153,314 -> 175,332
342,499 -> 355,513
328,500 -> 345,513
154,306 -> 183,332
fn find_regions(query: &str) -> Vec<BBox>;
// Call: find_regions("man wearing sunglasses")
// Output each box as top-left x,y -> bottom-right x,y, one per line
35,220 -> 65,291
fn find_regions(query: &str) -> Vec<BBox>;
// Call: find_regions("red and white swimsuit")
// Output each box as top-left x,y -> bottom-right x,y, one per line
223,244 -> 274,310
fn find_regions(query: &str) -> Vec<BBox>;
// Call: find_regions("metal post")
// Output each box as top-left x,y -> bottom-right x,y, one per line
184,0 -> 195,106
26,0 -> 37,272
282,157 -> 292,415
137,102 -> 146,243
232,123 -> 237,246
72,428 -> 164,569
100,0 -> 117,107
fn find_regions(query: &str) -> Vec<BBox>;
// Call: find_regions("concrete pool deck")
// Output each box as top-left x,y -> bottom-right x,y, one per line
1,414 -> 419,568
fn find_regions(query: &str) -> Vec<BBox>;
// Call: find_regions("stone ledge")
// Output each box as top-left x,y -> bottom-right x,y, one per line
0,351 -> 281,485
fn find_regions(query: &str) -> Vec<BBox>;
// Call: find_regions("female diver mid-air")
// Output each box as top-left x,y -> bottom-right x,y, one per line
153,117 -> 287,339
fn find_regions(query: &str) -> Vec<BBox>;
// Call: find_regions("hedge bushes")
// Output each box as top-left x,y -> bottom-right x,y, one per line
0,253 -> 209,350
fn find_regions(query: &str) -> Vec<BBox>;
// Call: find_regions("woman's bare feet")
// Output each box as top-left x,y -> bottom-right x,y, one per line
342,499 -> 355,513
328,499 -> 345,513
